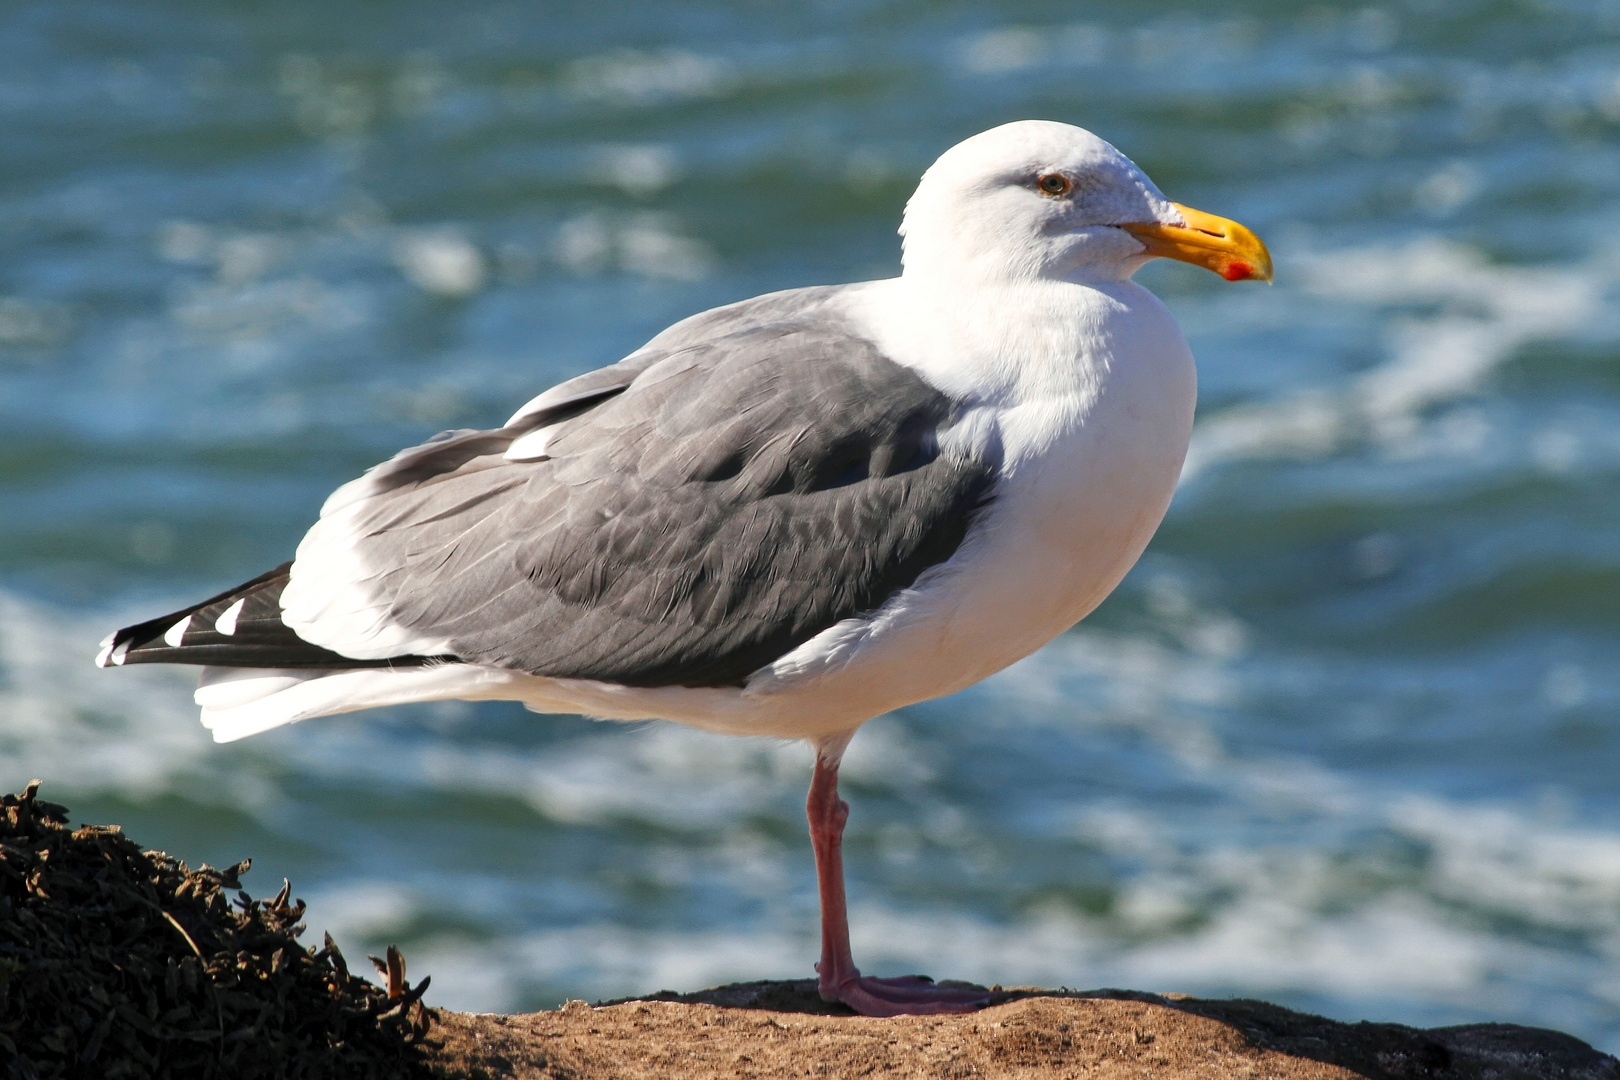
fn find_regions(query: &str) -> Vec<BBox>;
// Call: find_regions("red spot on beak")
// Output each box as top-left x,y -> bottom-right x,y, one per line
1221,260 -> 1253,282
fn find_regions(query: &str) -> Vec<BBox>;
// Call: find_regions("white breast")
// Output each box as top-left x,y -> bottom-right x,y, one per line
719,275 -> 1197,732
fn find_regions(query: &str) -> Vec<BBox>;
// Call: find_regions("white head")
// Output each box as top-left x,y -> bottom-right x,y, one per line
899,120 -> 1270,287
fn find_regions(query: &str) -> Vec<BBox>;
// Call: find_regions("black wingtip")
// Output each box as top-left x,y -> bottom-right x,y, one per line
95,562 -> 296,669
96,561 -> 448,672
94,628 -> 129,668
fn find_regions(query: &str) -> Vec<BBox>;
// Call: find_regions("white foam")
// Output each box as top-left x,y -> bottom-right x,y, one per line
552,211 -> 715,280
1180,236 -> 1613,484
392,229 -> 486,298
1390,797 -> 1620,933
339,883 -> 1597,1037
562,49 -> 733,105
0,592 -> 222,797
282,717 -> 815,828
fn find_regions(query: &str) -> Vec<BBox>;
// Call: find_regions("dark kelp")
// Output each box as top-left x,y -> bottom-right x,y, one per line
0,782 -> 435,1079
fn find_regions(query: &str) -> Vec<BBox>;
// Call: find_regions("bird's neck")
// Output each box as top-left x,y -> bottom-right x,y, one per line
850,273 -> 1139,409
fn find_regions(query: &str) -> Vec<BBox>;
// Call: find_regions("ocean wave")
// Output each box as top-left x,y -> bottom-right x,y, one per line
1181,236 -> 1614,485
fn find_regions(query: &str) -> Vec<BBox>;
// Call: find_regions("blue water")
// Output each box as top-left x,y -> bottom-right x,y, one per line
4,0 -> 1620,1048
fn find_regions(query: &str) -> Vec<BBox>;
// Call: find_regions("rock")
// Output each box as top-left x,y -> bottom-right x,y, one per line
424,980 -> 1619,1080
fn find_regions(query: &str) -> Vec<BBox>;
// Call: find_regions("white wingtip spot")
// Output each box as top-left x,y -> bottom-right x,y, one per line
95,635 -> 117,668
215,598 -> 245,636
503,426 -> 556,462
110,641 -> 130,666
163,615 -> 192,648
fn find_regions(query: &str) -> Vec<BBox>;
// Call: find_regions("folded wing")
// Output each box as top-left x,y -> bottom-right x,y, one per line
103,289 -> 996,690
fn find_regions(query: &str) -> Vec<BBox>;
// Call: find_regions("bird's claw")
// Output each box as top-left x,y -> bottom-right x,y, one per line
821,973 -> 995,1017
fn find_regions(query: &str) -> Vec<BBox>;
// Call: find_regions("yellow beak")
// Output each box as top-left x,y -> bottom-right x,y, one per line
1120,203 -> 1273,283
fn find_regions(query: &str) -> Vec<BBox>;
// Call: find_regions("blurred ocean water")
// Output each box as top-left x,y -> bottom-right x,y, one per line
4,0 -> 1620,1046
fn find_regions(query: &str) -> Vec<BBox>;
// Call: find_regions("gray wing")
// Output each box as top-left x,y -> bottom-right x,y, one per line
116,288 -> 996,688
324,285 -> 857,513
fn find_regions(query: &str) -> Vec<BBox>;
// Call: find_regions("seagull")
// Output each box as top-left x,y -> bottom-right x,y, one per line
97,120 -> 1270,1016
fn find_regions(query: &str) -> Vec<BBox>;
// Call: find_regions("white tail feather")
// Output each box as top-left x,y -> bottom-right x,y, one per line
195,663 -> 519,744
196,667 -> 315,710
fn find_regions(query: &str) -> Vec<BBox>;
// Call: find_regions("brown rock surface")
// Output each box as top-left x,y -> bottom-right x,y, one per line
423,980 -> 1619,1080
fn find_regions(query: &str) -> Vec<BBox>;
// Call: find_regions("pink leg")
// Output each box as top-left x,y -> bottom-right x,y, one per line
807,752 -> 994,1017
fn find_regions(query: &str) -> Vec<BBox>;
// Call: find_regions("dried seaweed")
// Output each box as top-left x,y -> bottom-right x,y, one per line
0,782 -> 436,1080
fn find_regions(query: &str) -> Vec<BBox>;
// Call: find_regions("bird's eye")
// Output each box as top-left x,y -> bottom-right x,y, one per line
1037,173 -> 1071,196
